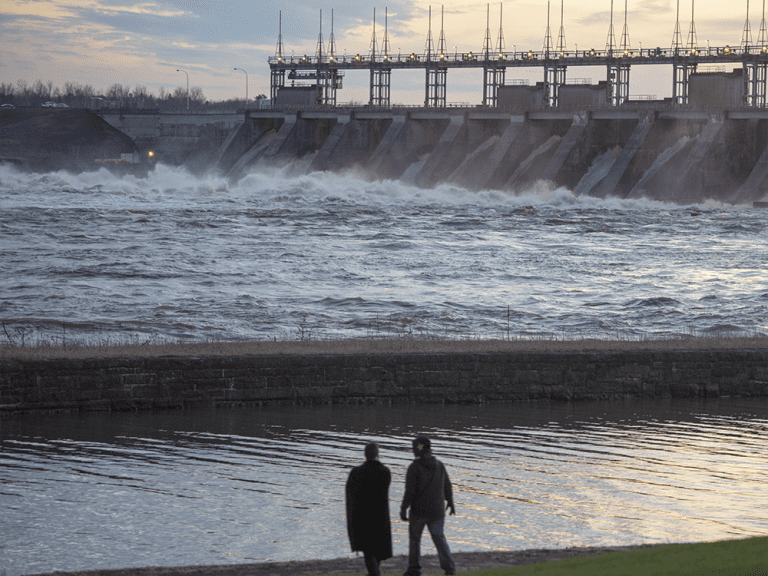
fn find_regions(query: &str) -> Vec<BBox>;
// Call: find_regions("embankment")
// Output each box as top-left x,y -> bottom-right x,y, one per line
0,108 -> 138,171
2,347 -> 767,415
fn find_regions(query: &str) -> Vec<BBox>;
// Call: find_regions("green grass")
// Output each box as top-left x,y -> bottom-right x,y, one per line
463,538 -> 767,576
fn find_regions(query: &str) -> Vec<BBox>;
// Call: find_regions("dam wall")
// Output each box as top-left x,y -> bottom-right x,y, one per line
99,110 -> 242,169
2,349 -> 768,415
217,107 -> 768,204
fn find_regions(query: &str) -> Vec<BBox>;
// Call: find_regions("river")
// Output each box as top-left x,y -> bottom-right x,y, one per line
1,163 -> 767,344
1,399 -> 767,575
2,163 -> 768,574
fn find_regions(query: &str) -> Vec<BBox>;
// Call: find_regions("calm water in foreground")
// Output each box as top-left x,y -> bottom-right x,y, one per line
1,399 -> 767,575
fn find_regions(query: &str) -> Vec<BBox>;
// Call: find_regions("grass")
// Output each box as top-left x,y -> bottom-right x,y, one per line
462,537 -> 767,576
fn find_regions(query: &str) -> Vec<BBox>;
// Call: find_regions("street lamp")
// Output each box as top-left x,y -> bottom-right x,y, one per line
234,67 -> 249,109
176,68 -> 189,110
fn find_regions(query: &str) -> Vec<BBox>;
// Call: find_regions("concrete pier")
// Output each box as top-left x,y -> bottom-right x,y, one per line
367,115 -> 406,176
540,114 -> 588,183
672,116 -> 726,203
414,115 -> 465,187
591,117 -> 654,198
308,114 -> 350,173
474,118 -> 525,189
258,113 -> 297,165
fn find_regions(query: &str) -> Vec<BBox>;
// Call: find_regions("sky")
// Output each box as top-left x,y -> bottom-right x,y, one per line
0,0 -> 762,105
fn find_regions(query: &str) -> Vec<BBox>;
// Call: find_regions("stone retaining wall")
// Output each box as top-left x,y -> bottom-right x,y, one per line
2,349 -> 768,414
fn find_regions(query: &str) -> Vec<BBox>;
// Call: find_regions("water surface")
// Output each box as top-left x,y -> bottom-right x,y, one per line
1,164 -> 767,344
2,399 -> 767,575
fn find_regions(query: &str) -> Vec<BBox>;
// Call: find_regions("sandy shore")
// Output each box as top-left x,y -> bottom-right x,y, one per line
31,546 -> 666,576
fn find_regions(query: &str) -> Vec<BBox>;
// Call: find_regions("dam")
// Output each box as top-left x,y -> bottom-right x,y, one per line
178,0 -> 768,204
44,2 -> 768,204
205,100 -> 768,205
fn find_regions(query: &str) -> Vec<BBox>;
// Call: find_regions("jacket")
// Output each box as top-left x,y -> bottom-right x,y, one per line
345,460 -> 393,561
400,454 -> 454,520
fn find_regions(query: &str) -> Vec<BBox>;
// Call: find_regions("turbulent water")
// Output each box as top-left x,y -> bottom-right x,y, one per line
2,168 -> 768,575
2,400 -> 767,575
1,162 -> 767,345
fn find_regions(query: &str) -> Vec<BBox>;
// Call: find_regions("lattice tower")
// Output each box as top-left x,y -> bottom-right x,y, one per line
382,8 -> 390,58
370,8 -> 378,60
606,0 -> 617,54
620,0 -> 631,52
671,0 -> 683,52
743,0 -> 753,50
425,6 -> 435,60
483,4 -> 493,59
275,11 -> 284,60
687,0 -> 698,52
438,6 -> 448,58
496,3 -> 505,54
556,0 -> 566,54
543,1 -> 553,55
329,9 -> 336,60
316,10 -> 325,60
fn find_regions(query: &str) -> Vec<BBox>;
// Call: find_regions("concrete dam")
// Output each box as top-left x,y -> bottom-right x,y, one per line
210,104 -> 768,205
95,71 -> 768,205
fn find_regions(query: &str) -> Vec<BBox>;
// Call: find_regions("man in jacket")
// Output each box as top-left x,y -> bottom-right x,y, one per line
400,435 -> 456,576
346,442 -> 393,576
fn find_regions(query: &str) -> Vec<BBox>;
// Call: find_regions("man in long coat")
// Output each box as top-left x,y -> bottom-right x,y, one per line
346,442 -> 393,576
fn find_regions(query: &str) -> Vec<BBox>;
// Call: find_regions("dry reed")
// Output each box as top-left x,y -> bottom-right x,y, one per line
2,333 -> 768,361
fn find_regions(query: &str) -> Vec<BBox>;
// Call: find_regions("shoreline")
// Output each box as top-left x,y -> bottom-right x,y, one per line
3,334 -> 768,361
28,545 -> 671,576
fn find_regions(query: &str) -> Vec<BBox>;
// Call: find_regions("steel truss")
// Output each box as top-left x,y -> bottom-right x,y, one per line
544,64 -> 567,108
425,66 -> 447,107
744,60 -> 768,106
607,63 -> 630,106
370,67 -> 391,107
673,61 -> 697,104
483,66 -> 506,107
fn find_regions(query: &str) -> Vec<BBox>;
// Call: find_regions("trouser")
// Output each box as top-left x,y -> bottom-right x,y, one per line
363,551 -> 381,576
405,515 -> 455,576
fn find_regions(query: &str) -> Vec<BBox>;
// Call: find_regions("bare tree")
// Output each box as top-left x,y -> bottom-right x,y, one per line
189,86 -> 205,106
32,79 -> 48,104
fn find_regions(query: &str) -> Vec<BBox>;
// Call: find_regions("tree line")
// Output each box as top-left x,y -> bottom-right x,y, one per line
0,80 -> 267,110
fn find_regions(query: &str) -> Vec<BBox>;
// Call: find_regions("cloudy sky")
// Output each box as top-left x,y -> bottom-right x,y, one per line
0,0 -> 759,105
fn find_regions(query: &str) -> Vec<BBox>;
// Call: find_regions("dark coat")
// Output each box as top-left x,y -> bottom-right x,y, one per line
345,460 -> 393,561
400,454 -> 454,520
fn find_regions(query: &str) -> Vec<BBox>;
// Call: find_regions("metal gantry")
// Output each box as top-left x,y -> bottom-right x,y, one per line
483,4 -> 505,107
268,2 -> 768,110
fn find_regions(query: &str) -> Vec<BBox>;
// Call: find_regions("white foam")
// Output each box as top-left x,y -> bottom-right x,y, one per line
0,161 -> 750,213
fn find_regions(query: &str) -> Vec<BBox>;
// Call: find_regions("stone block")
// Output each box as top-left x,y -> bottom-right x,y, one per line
670,381 -> 701,398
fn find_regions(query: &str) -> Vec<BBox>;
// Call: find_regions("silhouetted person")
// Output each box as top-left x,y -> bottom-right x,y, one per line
400,435 -> 456,576
346,442 -> 393,576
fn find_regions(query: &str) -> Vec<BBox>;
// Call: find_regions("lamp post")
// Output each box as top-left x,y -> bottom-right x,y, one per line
234,67 -> 249,109
176,68 -> 189,110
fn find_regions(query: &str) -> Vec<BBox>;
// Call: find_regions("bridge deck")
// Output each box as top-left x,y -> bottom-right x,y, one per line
269,46 -> 767,71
